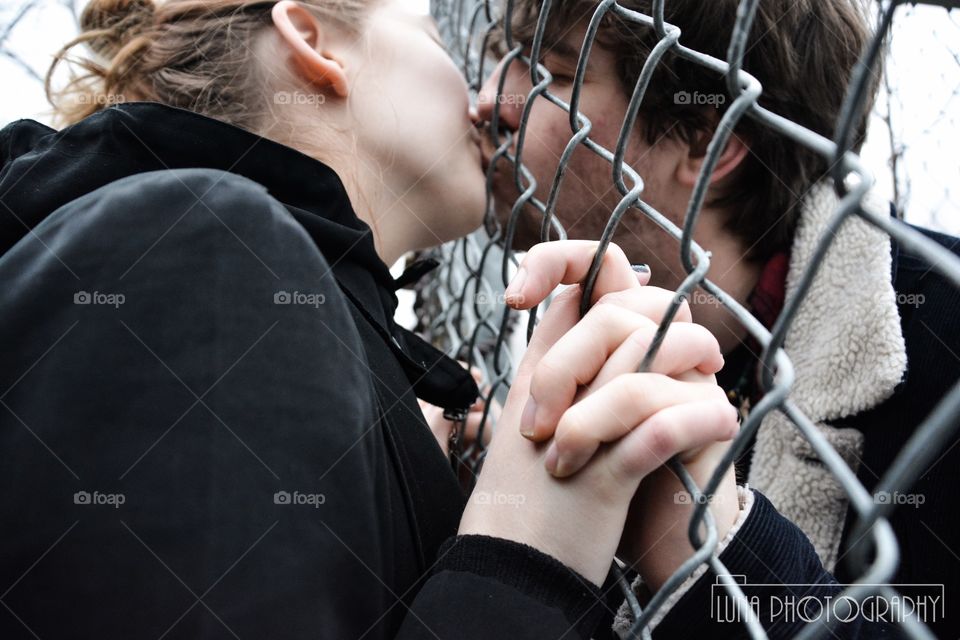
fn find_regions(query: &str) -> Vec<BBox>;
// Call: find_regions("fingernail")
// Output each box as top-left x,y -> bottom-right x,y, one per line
520,397 -> 537,437
545,442 -> 559,474
631,263 -> 650,273
504,267 -> 527,302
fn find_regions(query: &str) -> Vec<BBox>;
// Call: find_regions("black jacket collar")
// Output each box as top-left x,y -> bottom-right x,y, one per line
1,101 -> 393,289
0,101 -> 477,411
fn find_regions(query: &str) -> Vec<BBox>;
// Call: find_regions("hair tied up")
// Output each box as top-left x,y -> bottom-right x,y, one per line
80,0 -> 156,60
45,0 -> 157,125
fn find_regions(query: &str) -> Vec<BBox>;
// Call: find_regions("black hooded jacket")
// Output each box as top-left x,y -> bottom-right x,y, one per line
0,102 -> 617,639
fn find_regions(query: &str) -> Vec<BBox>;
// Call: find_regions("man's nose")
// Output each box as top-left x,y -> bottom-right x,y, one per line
475,58 -> 525,133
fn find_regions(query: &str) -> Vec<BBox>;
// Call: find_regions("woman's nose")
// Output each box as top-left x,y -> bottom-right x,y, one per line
475,60 -> 524,133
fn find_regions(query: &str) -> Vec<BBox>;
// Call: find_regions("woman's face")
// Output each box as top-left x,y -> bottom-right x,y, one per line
346,0 -> 487,249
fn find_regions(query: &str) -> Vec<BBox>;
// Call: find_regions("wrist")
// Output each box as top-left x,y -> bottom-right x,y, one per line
460,484 -> 626,586
628,468 -> 741,592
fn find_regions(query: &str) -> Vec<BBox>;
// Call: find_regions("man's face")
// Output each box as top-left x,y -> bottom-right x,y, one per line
475,21 -> 694,290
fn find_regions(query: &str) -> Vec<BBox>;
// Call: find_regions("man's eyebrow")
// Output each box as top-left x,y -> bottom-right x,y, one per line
520,36 -> 580,62
545,40 -> 580,60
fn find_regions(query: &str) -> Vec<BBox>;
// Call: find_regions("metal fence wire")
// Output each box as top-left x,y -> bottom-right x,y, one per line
421,0 -> 960,638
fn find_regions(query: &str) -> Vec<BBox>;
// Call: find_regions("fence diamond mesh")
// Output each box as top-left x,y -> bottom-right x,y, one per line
422,1 -> 960,638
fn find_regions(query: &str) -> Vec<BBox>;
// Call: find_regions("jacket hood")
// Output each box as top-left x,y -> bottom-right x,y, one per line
0,101 -> 479,412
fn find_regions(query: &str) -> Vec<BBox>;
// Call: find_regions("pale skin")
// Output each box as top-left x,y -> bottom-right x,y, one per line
267,0 -> 742,593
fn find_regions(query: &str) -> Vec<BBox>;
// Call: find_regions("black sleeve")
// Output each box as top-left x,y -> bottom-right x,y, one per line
0,169 -> 393,639
634,491 -> 905,639
0,168 -> 619,640
398,534 -> 617,640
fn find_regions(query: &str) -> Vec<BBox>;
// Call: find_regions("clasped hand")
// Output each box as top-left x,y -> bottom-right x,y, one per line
458,240 -> 741,589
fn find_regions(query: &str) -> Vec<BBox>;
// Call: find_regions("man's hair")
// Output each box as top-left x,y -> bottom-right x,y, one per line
500,0 -> 877,263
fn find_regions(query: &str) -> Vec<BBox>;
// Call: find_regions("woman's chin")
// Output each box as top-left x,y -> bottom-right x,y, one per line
448,179 -> 490,241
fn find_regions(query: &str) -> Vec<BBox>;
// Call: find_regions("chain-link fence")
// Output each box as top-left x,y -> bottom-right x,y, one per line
1,0 -> 958,637
423,1 -> 960,638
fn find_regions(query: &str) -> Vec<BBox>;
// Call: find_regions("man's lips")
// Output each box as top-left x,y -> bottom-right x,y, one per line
479,140 -> 504,174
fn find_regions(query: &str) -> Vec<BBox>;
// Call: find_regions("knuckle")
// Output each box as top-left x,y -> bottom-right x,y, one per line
602,242 -> 629,267
595,289 -> 628,308
555,411 -> 589,452
627,324 -> 656,350
554,284 -> 581,305
644,419 -> 677,459
676,296 -> 693,322
525,243 -> 544,263
709,384 -> 729,405
681,322 -> 723,354
586,299 -> 622,327
644,286 -> 692,323
531,355 -> 567,392
618,374 -> 651,415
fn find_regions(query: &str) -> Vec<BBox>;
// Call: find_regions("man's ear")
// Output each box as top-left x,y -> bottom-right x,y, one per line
675,129 -> 749,188
271,0 -> 349,98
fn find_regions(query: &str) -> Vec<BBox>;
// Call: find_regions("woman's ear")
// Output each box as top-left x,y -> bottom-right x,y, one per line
271,0 -> 349,98
675,129 -> 750,188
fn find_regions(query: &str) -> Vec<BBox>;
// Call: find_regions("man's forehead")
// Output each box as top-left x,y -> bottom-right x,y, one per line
500,6 -> 592,59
